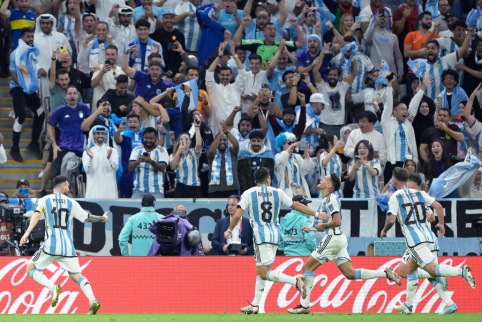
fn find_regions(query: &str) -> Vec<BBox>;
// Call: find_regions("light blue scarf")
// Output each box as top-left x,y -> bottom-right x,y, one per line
15,40 -> 40,95
97,115 -> 117,138
209,149 -> 233,186
441,86 -> 468,116
89,38 -> 110,69
275,118 -> 295,132
339,42 -> 359,73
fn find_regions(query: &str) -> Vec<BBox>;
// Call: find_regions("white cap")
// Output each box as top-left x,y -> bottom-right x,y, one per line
310,93 -> 330,106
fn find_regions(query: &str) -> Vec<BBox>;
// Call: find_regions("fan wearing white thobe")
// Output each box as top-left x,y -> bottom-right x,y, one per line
82,125 -> 119,198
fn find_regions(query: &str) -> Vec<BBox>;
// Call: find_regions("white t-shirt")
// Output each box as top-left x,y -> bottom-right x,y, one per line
315,81 -> 351,125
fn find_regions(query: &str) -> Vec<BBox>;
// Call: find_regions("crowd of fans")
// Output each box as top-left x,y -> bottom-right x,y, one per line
1,0 -> 482,200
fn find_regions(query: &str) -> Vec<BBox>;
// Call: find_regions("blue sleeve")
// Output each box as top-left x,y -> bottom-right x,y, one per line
82,105 -> 91,118
48,108 -> 62,127
9,10 -> 21,20
58,15 -> 65,25
211,219 -> 226,254
288,25 -> 298,42
133,70 -> 145,82
197,4 -> 213,24
201,7 -> 224,31
118,216 -> 134,256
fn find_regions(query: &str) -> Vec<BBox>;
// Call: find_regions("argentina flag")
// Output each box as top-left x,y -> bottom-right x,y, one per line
174,79 -> 199,111
15,39 -> 40,95
429,150 -> 482,198
407,58 -> 427,78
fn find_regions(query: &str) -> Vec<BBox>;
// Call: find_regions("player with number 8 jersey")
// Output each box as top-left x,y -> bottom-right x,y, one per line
20,176 -> 108,315
224,167 -> 321,314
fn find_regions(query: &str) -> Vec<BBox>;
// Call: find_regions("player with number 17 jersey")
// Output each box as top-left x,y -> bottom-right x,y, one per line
388,187 -> 436,247
36,192 -> 89,257
238,184 -> 294,245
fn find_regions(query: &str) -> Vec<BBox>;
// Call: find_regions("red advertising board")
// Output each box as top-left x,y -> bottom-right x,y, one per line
0,256 -> 480,314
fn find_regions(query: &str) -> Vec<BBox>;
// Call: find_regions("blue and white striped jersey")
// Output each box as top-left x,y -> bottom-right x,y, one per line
316,192 -> 342,235
36,193 -> 88,257
319,152 -> 342,197
330,53 -> 374,94
238,185 -> 293,245
395,123 -> 411,161
173,148 -> 201,186
388,187 -> 436,247
348,159 -> 382,198
420,52 -> 459,101
175,1 -> 200,52
58,15 -> 76,43
129,146 -> 169,193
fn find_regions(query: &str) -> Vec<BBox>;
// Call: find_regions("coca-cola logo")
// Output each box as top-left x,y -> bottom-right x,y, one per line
0,258 -> 92,314
256,257 -> 466,314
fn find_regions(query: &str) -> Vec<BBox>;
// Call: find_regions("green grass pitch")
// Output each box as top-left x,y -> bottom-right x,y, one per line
5,314 -> 482,322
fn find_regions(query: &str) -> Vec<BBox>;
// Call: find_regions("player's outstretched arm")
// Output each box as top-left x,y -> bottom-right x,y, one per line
85,212 -> 109,223
380,214 -> 396,238
291,202 -> 329,220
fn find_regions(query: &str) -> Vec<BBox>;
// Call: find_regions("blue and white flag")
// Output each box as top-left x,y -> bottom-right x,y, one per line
429,150 -> 482,198
407,58 -> 427,77
15,39 -> 39,95
175,79 -> 199,111
466,6 -> 481,28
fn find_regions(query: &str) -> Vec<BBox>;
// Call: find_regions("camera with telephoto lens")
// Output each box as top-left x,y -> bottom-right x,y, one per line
0,204 -> 44,256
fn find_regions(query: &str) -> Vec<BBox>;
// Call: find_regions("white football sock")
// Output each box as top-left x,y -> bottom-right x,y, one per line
251,276 -> 265,307
355,269 -> 386,280
301,272 -> 314,308
405,271 -> 418,307
435,265 -> 462,277
266,270 -> 296,285
77,276 -> 96,304
29,269 -> 54,292
431,280 -> 454,306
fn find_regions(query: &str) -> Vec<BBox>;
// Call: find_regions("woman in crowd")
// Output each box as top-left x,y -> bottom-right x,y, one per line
274,133 -> 311,198
407,76 -> 436,147
169,124 -> 203,198
318,133 -> 343,197
57,0 -> 82,65
328,13 -> 362,46
381,156 -> 425,193
348,139 -> 381,198
423,140 -> 452,190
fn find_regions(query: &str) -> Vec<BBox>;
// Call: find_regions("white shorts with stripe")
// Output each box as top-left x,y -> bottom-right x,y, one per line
254,243 -> 278,267
406,242 -> 437,268
30,249 -> 82,274
310,234 -> 351,266
401,240 -> 439,264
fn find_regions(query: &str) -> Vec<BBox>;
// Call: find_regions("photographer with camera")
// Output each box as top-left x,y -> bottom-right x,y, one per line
212,195 -> 254,256
128,127 -> 169,198
11,179 -> 36,199
150,8 -> 186,77
90,45 -> 126,109
119,195 -> 164,256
